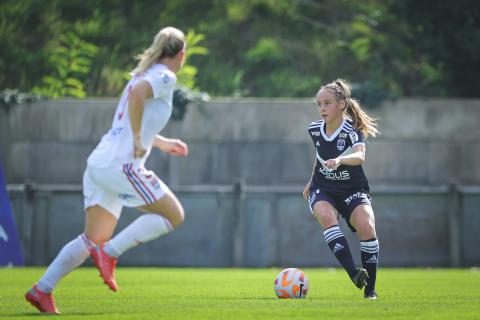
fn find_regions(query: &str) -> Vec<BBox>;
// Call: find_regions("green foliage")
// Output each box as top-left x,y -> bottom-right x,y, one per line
246,38 -> 284,63
1,0 -> 479,98
32,32 -> 98,98
176,30 -> 209,90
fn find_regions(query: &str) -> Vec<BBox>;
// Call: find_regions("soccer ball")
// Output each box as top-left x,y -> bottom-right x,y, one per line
274,268 -> 309,299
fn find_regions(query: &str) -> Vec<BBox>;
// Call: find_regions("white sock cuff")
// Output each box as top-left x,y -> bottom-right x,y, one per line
142,213 -> 174,234
323,225 -> 343,243
79,233 -> 95,251
107,213 -> 174,257
360,239 -> 379,253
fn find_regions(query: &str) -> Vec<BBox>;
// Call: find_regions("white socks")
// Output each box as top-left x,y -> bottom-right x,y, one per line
104,214 -> 173,258
36,214 -> 173,293
37,234 -> 94,293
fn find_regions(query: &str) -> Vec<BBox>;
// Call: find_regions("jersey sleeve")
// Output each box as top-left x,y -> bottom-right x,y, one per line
307,121 -> 322,142
349,129 -> 365,147
307,126 -> 313,141
144,71 -> 176,100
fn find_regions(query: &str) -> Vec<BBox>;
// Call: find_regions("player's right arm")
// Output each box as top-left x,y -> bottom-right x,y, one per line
303,157 -> 317,200
128,80 -> 153,158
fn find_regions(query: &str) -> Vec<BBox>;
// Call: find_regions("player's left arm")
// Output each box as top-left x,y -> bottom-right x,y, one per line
153,135 -> 189,157
324,144 -> 365,170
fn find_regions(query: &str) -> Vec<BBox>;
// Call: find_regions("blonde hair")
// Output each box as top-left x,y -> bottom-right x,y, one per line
131,26 -> 185,76
319,78 -> 380,139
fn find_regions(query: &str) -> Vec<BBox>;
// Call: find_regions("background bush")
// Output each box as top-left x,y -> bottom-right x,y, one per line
1,0 -> 479,99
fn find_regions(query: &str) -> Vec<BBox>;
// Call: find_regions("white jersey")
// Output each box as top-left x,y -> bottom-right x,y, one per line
88,64 -> 175,169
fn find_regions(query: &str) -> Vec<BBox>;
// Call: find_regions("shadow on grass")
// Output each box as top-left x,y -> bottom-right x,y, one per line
211,297 -> 321,301
5,311 -> 110,317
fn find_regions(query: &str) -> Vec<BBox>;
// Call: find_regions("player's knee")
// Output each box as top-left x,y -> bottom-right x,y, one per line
168,205 -> 185,229
314,209 -> 337,228
357,220 -> 376,239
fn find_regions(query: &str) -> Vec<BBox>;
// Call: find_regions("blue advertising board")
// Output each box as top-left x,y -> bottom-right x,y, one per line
0,162 -> 24,266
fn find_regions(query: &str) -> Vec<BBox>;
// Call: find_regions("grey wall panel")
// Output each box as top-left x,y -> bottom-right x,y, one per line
4,98 -> 480,186
7,187 -> 479,267
461,194 -> 480,265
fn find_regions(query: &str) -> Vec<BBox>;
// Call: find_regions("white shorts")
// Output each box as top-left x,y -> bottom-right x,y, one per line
83,164 -> 169,219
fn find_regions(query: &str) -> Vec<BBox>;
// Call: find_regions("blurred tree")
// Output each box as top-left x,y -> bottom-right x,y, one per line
0,0 -> 208,98
1,0 -> 479,98
32,32 -> 98,98
392,0 -> 480,97
176,30 -> 209,89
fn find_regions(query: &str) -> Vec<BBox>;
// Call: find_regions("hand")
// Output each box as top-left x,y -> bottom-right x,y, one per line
303,182 -> 311,200
323,158 -> 341,171
164,139 -> 189,157
133,135 -> 146,158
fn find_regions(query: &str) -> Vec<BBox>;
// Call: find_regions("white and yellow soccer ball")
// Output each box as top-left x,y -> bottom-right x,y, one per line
274,268 -> 309,299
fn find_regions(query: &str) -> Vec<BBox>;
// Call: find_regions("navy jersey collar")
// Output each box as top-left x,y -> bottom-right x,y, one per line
320,118 -> 346,141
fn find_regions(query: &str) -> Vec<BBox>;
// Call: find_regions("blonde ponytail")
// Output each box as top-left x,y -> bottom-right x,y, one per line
345,97 -> 379,139
131,26 -> 185,76
321,78 -> 379,139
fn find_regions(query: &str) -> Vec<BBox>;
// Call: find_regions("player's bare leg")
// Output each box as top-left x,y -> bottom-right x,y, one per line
85,205 -> 119,291
138,187 -> 185,228
85,206 -> 118,244
350,204 -> 376,241
313,200 -> 339,229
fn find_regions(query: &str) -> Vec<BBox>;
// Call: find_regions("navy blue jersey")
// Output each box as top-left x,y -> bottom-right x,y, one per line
307,118 -> 369,195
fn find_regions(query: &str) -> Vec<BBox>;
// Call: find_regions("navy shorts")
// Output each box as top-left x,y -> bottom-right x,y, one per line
308,189 -> 372,232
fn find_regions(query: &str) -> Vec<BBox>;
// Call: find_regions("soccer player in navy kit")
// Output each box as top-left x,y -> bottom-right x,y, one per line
303,79 -> 380,299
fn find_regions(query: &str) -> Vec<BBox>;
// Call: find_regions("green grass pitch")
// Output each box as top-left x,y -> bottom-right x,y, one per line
0,268 -> 479,319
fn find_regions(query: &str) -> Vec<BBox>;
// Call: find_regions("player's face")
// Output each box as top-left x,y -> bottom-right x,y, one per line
316,89 -> 344,122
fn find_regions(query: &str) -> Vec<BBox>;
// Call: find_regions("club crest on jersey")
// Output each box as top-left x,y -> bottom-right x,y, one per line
160,73 -> 170,84
337,139 -> 346,151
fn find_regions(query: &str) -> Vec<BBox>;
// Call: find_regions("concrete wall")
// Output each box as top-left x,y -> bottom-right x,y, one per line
2,98 -> 480,185
2,98 -> 480,267
8,185 -> 477,268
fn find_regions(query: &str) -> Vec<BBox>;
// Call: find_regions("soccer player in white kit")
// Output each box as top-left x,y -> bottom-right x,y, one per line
25,26 -> 189,314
